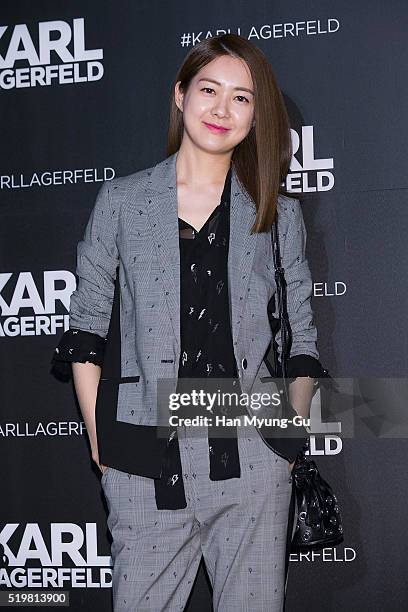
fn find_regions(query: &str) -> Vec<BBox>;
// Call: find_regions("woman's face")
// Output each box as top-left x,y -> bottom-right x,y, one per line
175,55 -> 255,155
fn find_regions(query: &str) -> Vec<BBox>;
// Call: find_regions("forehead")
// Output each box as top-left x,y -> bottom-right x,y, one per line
194,55 -> 253,88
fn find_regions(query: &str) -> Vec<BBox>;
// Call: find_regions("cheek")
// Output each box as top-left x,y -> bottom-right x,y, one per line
183,105 -> 208,131
233,107 -> 253,127
235,119 -> 252,139
186,95 -> 210,115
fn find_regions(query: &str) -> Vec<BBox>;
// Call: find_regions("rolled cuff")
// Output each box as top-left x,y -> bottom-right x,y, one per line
286,354 -> 338,391
50,328 -> 107,382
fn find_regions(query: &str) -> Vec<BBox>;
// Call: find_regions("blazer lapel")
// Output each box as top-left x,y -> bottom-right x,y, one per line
143,154 -> 181,349
143,151 -> 258,355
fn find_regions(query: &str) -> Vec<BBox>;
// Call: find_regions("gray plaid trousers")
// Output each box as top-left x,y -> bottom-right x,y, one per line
101,423 -> 297,612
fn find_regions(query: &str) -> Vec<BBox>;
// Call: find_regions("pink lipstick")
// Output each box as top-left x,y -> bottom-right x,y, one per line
203,122 -> 230,134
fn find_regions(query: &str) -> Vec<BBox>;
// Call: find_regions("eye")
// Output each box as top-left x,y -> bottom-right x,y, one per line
236,95 -> 250,103
200,87 -> 250,103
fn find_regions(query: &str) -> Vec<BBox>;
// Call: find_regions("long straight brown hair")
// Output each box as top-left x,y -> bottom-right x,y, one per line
167,33 -> 293,234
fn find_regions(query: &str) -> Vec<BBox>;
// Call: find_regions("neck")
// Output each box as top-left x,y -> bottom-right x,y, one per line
175,141 -> 233,189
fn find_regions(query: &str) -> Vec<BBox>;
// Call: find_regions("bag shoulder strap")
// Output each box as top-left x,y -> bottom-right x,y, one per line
271,215 -> 292,402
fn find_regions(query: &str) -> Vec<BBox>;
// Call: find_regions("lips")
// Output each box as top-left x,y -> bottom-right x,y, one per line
203,122 -> 230,133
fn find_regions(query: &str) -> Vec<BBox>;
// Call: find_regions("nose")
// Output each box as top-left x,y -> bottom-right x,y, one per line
211,92 -> 230,118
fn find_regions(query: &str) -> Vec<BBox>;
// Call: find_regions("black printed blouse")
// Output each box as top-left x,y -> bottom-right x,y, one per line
153,164 -> 245,508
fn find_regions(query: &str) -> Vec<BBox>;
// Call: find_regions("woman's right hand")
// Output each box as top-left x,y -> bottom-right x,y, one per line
92,448 -> 107,474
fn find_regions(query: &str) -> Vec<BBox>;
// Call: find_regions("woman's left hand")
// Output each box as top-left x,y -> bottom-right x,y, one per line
288,460 -> 296,473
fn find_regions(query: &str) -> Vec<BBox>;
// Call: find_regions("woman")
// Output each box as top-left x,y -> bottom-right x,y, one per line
51,34 -> 327,611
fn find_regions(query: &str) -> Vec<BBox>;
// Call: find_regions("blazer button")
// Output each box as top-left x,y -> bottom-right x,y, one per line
242,358 -> 247,370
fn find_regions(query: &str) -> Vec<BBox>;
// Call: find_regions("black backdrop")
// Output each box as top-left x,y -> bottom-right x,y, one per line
1,1 -> 408,610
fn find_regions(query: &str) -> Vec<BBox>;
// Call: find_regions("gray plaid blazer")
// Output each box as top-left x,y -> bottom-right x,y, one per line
69,151 -> 319,434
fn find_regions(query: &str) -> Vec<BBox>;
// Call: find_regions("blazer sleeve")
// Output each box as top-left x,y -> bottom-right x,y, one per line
50,181 -> 119,381
276,197 -> 319,362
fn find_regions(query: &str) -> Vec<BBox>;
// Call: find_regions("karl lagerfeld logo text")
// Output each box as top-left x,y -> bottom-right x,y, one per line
0,271 -> 74,337
0,18 -> 103,90
0,523 -> 112,588
286,125 -> 335,193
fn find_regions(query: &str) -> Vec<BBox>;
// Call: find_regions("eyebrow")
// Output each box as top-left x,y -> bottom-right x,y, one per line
198,77 -> 254,95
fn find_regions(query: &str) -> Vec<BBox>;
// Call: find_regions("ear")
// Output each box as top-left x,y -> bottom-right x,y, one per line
174,81 -> 184,113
